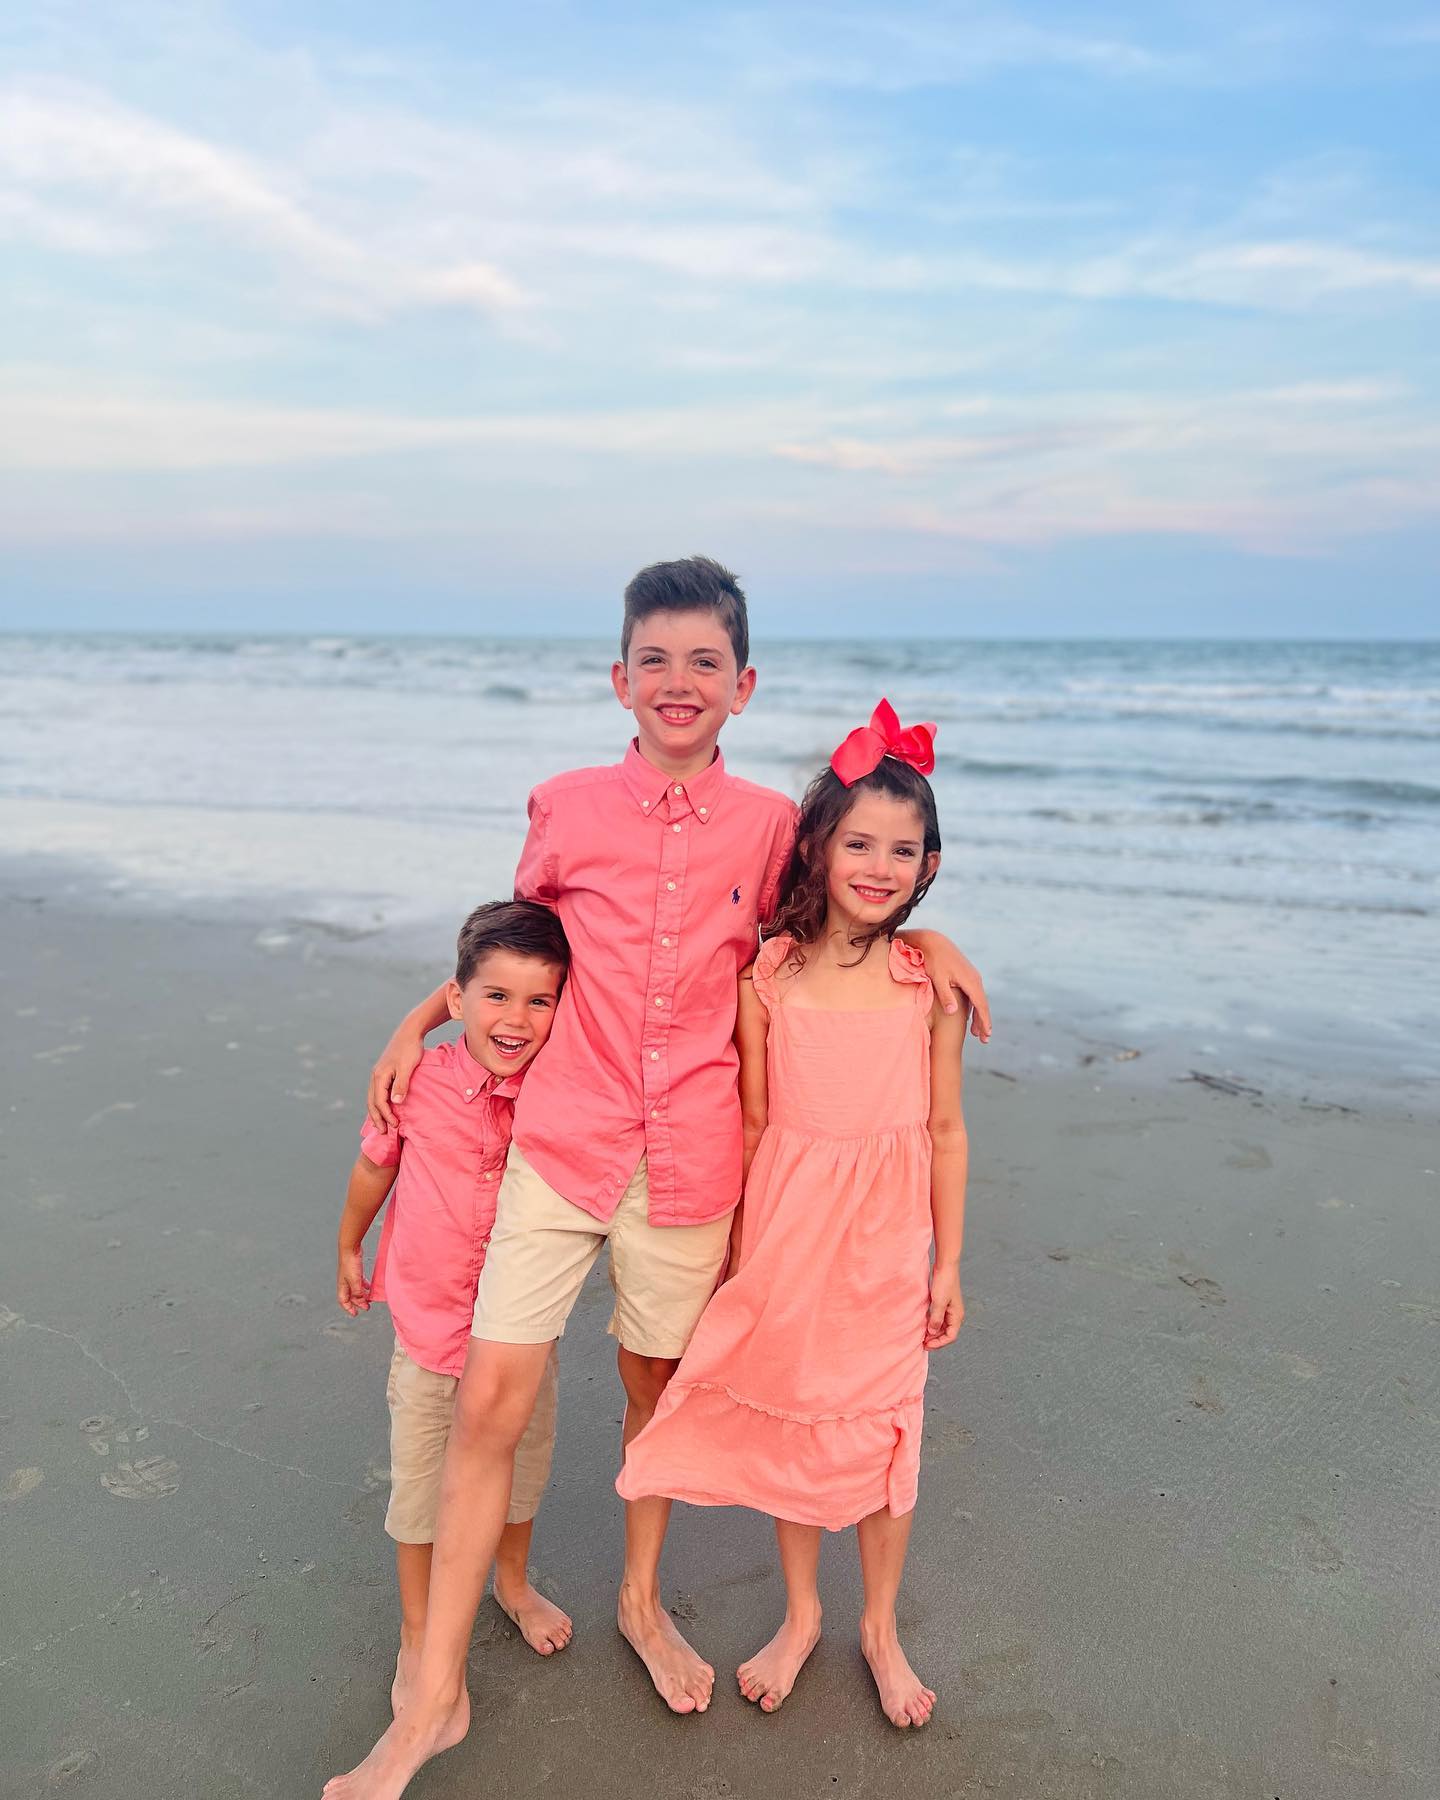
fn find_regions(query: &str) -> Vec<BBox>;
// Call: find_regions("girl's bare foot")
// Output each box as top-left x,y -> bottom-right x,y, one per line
617,1583 -> 715,1714
859,1617 -> 935,1728
493,1572 -> 573,1655
737,1604 -> 822,1713
390,1636 -> 421,1717
321,1686 -> 469,1799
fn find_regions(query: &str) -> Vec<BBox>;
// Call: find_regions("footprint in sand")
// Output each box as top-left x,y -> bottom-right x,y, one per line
1296,1515 -> 1344,1574
47,1750 -> 98,1786
82,1418 -> 150,1456
1225,1141 -> 1272,1171
101,1456 -> 180,1499
927,1415 -> 977,1453
1173,1266 -> 1226,1304
1188,1375 -> 1224,1414
3,1467 -> 44,1502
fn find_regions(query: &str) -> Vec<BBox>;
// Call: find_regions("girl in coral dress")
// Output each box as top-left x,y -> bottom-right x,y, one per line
617,701 -> 970,1729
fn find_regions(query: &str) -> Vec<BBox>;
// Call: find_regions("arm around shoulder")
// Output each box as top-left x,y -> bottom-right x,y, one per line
900,927 -> 991,1041
366,986 -> 450,1130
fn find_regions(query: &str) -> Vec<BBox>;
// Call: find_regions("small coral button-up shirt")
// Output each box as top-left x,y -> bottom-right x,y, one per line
361,1037 -> 523,1377
512,741 -> 798,1227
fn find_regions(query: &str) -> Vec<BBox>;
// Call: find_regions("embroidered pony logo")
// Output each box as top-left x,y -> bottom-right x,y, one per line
731,886 -> 742,905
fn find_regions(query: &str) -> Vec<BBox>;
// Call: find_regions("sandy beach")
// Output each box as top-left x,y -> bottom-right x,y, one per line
2,868 -> 1436,1800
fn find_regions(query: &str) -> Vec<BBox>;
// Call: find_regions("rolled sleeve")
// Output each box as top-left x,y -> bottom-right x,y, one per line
360,1122 -> 402,1168
514,792 -> 559,908
757,806 -> 799,929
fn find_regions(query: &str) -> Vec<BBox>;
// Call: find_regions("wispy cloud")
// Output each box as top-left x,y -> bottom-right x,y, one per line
721,3 -> 1186,90
0,84 -> 526,316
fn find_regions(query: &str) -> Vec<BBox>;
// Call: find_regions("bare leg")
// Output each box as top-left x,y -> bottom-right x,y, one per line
737,1520 -> 823,1713
856,1506 -> 934,1728
615,1346 -> 715,1714
322,1338 -> 555,1798
392,1543 -> 432,1716
492,1518 -> 572,1655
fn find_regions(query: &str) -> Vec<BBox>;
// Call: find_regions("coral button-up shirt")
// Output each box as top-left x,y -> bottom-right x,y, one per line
361,1037 -> 523,1376
512,740 -> 798,1227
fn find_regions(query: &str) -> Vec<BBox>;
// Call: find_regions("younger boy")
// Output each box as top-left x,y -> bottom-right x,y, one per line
335,900 -> 572,1713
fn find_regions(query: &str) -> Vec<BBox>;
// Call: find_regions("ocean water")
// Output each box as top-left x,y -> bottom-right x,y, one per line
2,634 -> 1436,1092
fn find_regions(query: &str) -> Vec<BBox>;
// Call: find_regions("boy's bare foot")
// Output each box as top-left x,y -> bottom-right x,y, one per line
321,1686 -> 469,1799
737,1605 -> 822,1713
493,1573 -> 573,1656
860,1617 -> 935,1728
617,1585 -> 714,1714
390,1636 -> 421,1718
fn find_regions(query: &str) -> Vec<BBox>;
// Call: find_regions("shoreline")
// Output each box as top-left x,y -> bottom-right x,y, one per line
2,859 -> 1437,1798
0,822 -> 1431,1121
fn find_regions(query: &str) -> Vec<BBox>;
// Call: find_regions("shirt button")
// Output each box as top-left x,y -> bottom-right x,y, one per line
660,936 -> 671,947
654,995 -> 666,1007
699,806 -> 708,816
464,1087 -> 473,1096
651,1109 -> 660,1119
672,823 -> 682,833
650,1050 -> 660,1061
673,785 -> 683,796
665,880 -> 676,892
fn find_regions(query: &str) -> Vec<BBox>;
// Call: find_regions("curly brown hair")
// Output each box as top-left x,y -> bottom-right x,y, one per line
768,756 -> 942,968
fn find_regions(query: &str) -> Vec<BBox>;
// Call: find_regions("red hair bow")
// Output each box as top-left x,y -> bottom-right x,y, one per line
829,698 -> 937,787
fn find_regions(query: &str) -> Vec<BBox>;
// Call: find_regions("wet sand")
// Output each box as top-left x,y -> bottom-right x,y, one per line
2,881 -> 1437,1800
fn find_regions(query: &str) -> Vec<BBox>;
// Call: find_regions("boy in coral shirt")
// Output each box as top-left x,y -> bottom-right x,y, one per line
335,900 -> 572,1714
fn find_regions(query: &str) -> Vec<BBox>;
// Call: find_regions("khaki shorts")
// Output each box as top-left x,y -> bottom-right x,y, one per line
384,1337 -> 558,1544
471,1145 -> 733,1360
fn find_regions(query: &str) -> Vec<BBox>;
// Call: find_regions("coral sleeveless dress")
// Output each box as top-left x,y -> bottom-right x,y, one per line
617,934 -> 935,1531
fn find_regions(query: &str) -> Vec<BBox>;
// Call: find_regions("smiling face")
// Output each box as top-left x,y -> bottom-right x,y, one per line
445,948 -> 565,1079
611,607 -> 757,777
823,789 -> 940,936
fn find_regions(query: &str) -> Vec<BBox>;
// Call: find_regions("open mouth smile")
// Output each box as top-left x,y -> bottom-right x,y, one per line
655,705 -> 702,725
850,884 -> 898,904
490,1034 -> 531,1060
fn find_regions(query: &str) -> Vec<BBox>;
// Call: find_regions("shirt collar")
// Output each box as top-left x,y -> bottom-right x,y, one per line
621,738 -> 726,824
452,1033 -> 526,1104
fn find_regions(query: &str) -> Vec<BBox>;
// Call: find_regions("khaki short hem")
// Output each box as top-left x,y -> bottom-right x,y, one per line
384,1337 -> 557,1541
472,1145 -> 732,1357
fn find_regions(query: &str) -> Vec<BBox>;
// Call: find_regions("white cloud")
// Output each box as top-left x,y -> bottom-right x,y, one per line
723,3 -> 1184,90
0,84 -> 526,317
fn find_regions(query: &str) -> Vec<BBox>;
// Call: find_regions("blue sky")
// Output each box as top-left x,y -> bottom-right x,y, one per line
2,1 -> 1437,635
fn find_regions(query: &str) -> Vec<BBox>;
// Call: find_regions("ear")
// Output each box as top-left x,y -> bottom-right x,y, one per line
444,979 -> 465,1022
611,659 -> 634,711
729,664 -> 758,716
920,851 -> 941,886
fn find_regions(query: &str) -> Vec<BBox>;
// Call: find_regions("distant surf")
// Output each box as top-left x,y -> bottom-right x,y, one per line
2,632 -> 1436,1086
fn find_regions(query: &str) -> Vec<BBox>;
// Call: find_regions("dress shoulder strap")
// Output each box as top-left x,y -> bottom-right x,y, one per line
887,937 -> 935,1008
751,933 -> 797,1011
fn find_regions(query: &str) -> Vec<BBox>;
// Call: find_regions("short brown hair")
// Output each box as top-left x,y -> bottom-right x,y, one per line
621,555 -> 750,670
455,900 -> 570,988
